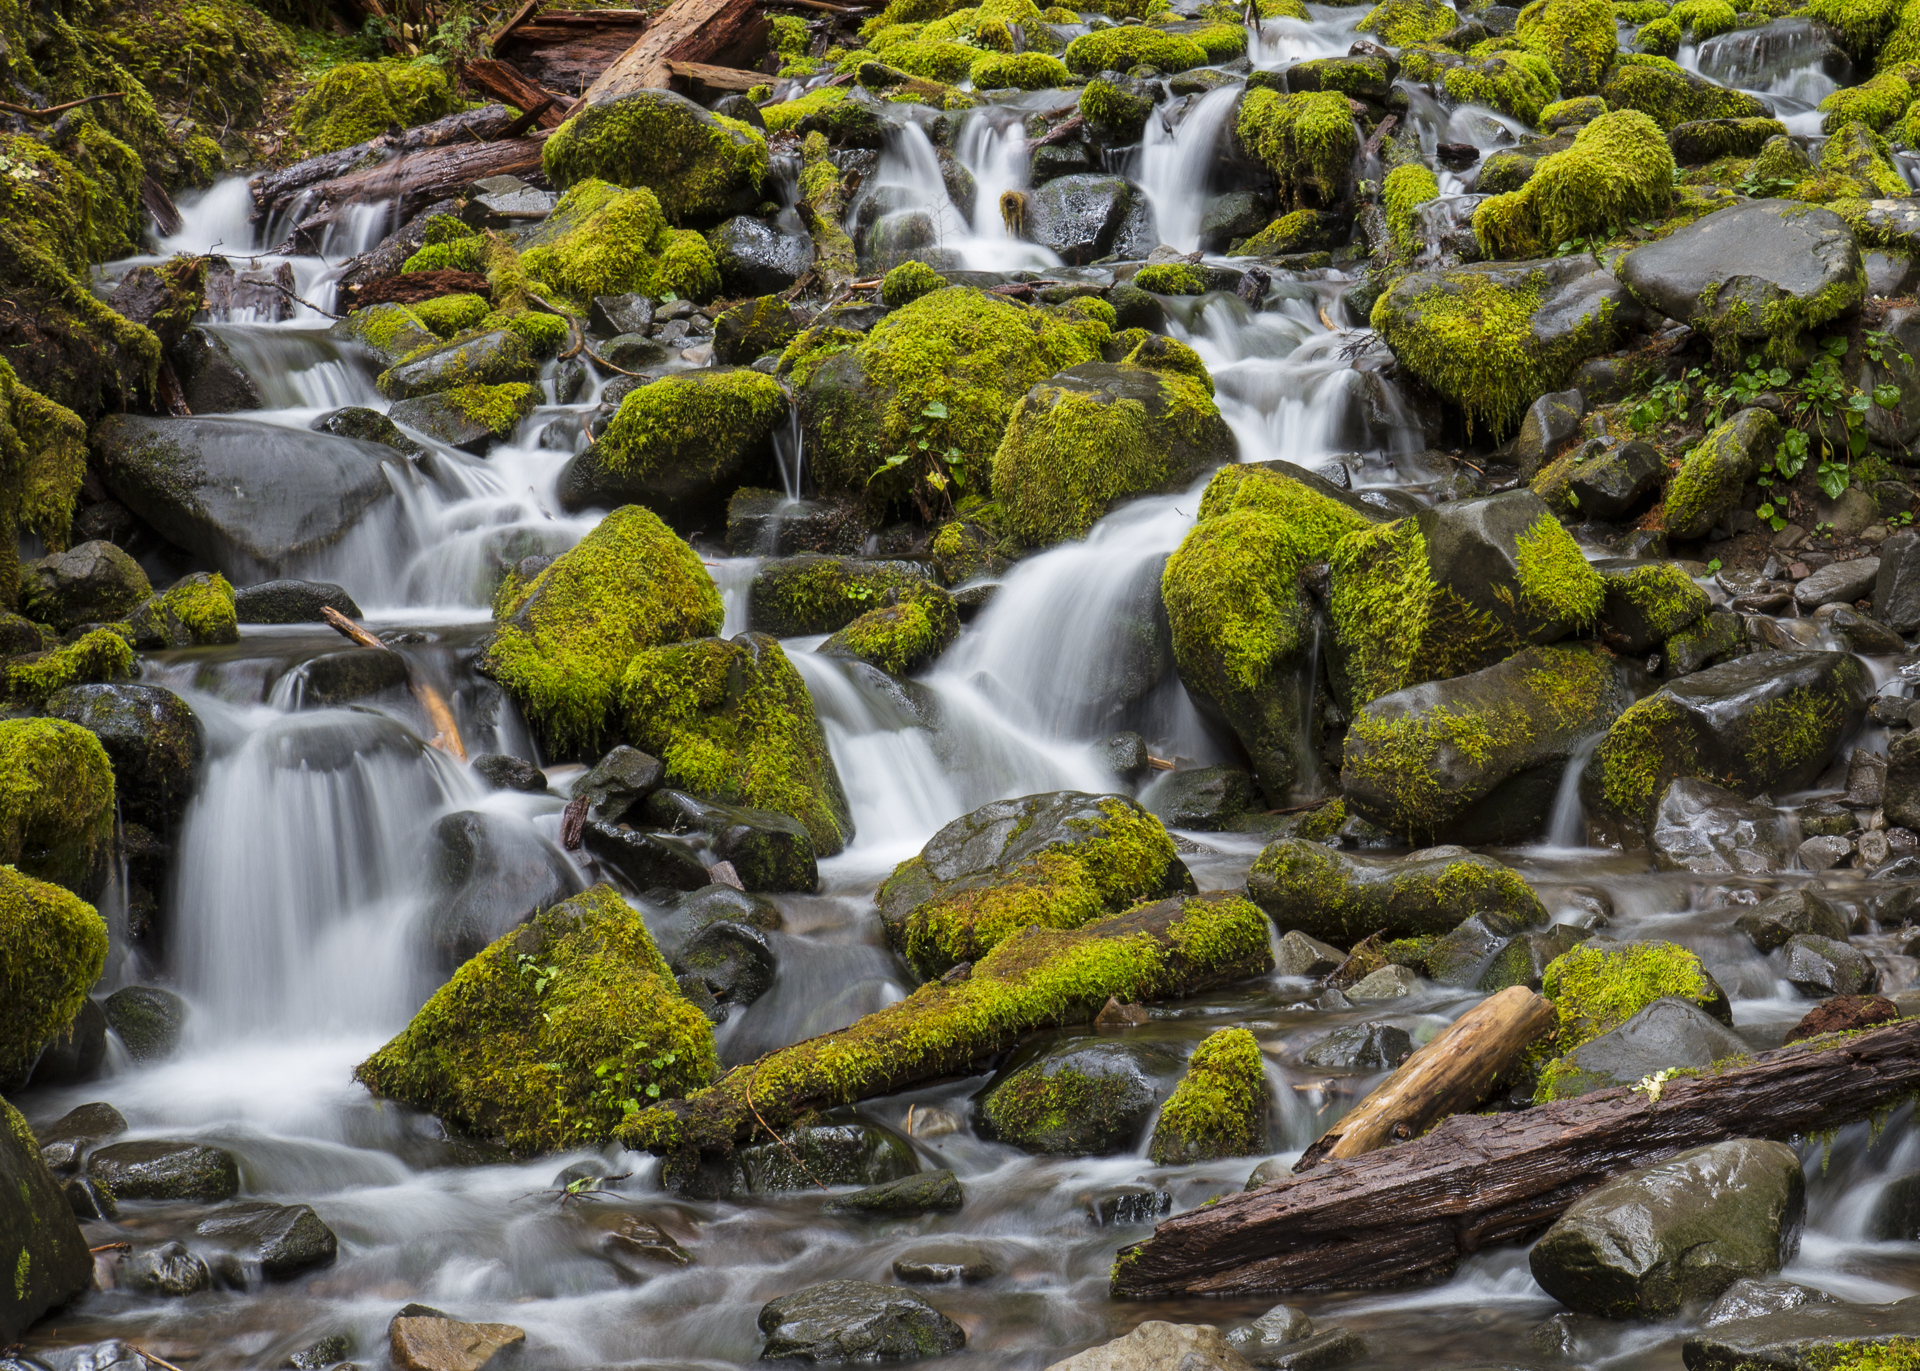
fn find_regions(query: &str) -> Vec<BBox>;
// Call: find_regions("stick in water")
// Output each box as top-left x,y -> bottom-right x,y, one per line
319,607 -> 468,761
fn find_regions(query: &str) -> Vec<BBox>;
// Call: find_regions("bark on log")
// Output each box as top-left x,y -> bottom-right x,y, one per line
575,0 -> 764,106
248,106 -> 526,221
256,136 -> 547,232
619,892 -> 1274,1160
1110,1018 -> 1920,1299
665,59 -> 765,92
1294,984 -> 1555,1170
461,57 -> 570,129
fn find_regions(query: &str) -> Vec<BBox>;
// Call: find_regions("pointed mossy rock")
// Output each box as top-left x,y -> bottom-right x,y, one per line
1514,0 -> 1618,96
483,505 -> 723,757
1536,936 -> 1732,1070
127,571 -> 239,649
1663,409 -> 1781,540
979,1034 -> 1184,1155
877,790 -> 1193,980
1148,1027 -> 1270,1165
0,1096 -> 94,1342
747,555 -> 936,637
541,89 -> 768,226
818,584 -> 961,677
619,632 -> 854,857
1246,840 -> 1546,945
0,717 -> 116,897
355,884 -> 717,1155
0,864 -> 107,1086
519,180 -> 721,306
0,629 -> 135,710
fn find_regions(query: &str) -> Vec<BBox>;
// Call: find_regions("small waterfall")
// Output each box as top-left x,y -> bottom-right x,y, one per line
954,107 -> 1042,254
1543,733 -> 1603,848
205,325 -> 385,411
773,402 -> 805,500
1134,85 -> 1243,253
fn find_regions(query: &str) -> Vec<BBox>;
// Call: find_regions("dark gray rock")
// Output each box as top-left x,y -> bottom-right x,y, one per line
1649,778 -> 1797,874
425,810 -> 585,967
1101,730 -> 1150,785
581,821 -> 710,893
1425,910 -> 1540,985
1783,932 -> 1880,996
21,540 -> 150,630
460,177 -> 555,229
595,332 -> 671,372
677,881 -> 781,931
823,1168 -> 964,1215
377,329 -> 538,399
588,294 -> 656,339
1874,525 -> 1920,632
757,1279 -> 965,1362
1144,764 -> 1256,831
45,684 -> 204,832
1869,1170 -> 1920,1239
712,217 -> 816,297
1666,608 -> 1749,676
725,489 -> 865,558
979,1037 -> 1181,1155
731,1123 -> 919,1196
1512,389 -> 1582,478
1026,174 -> 1159,265
1529,1139 -> 1805,1318
122,1241 -> 212,1297
1248,1328 -> 1367,1370
1824,605 -> 1906,655
1795,555 -> 1881,609
1198,189 -> 1276,253
35,1101 -> 127,1174
1702,1277 -> 1842,1325
469,753 -> 547,793
1274,929 -> 1345,978
102,985 -> 188,1061
300,648 -> 409,705
1568,439 -> 1665,521
1108,281 -> 1165,333
195,1200 -> 339,1278
573,745 -> 665,824
310,406 -> 426,459
674,919 -> 776,1006
389,391 -> 525,453
1538,996 -> 1748,1100
1887,729 -> 1920,830
1682,1299 -> 1920,1370
1735,888 -> 1849,952
234,579 -> 363,624
642,789 -> 818,893
891,1242 -> 994,1283
170,327 -> 264,413
1226,1305 -> 1314,1363
0,1098 -> 93,1342
1302,1021 -> 1412,1071
1089,1187 -> 1173,1224
28,998 -> 108,1088
87,1139 -> 240,1202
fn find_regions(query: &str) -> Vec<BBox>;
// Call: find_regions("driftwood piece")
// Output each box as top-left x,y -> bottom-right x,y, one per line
257,136 -> 546,234
576,0 -> 764,107
248,106 -> 525,221
1110,1018 -> 1920,1299
345,269 -> 492,310
665,59 -> 764,93
321,608 -> 468,761
462,57 -> 570,129
1294,984 -> 1556,1170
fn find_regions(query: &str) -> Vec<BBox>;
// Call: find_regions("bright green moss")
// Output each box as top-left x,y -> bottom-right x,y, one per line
1516,513 -> 1606,623
594,369 -> 785,493
1246,838 -> 1545,944
763,84 -> 863,141
1357,0 -> 1455,43
1473,108 -> 1674,259
2,630 -> 134,708
882,259 -> 946,307
0,863 -> 105,1083
1535,939 -> 1724,1069
291,61 -> 464,155
1876,0 -> 1920,67
1666,409 -> 1777,537
1063,25 -> 1209,75
1383,163 -> 1439,255
0,361 -> 85,609
1591,693 -> 1690,819
519,180 -> 720,307
1080,76 -> 1156,135
1147,1027 -> 1268,1165
355,885 -> 716,1155
883,37 -> 986,81
1608,562 -> 1709,640
1515,0 -> 1619,96
970,50 -> 1073,87
1134,263 -> 1207,295
1805,0 -> 1897,50
619,634 -> 852,855
1236,89 -> 1358,209
820,585 -> 960,675
1809,120 -> 1911,200
409,293 -> 490,338
442,383 -> 536,437
542,90 -> 768,225
1444,52 -> 1561,125
1616,0 -> 1671,17
340,302 -> 435,362
1669,0 -> 1738,32
771,12 -> 811,53
1599,58 -> 1770,128
1803,1340 -> 1920,1371
1190,22 -> 1250,58
129,571 -> 238,648
1232,209 -> 1332,256
402,237 -> 484,274
1820,68 -> 1915,132
1635,14 -> 1681,52
485,506 -> 723,756
0,718 -> 114,895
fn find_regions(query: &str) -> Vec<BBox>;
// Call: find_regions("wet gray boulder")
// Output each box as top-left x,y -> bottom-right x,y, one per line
1682,1298 -> 1920,1370
1617,200 -> 1865,347
1026,174 -> 1159,265
594,333 -> 670,372
1424,909 -> 1543,985
1247,840 -> 1546,944
589,294 -> 655,338
425,810 -> 585,967
642,789 -> 818,893
1302,1021 -> 1412,1071
195,1200 -> 338,1278
87,1139 -> 240,1202
581,821 -> 710,893
573,745 -> 665,824
21,540 -> 151,630
732,1123 -> 919,1196
103,985 -> 188,1061
1594,559 -> 1710,652
300,648 -> 409,705
310,406 -> 426,459
93,415 -> 403,577
823,1168 -> 964,1215
376,329 -> 538,400
35,1101 -> 126,1173
1565,440 -> 1665,522
892,1241 -> 995,1283
1226,1305 -> 1314,1363
170,328 -> 264,413
122,1241 -> 211,1297
1733,887 -> 1849,952
979,1037 -> 1182,1155
1512,389 -> 1583,479
233,579 -> 362,624
1649,778 -> 1797,874
673,919 -> 776,1006
1529,1139 -> 1805,1318
1783,932 -> 1880,996
388,391 -> 526,454
1795,556 -> 1881,609
1349,964 -> 1421,1000
45,684 -> 204,832
1536,996 -> 1748,1100
757,1280 -> 965,1362
1475,922 -> 1590,992
1274,929 -> 1344,978
1145,765 -> 1257,831
470,753 -> 547,793
1703,1278 -> 1842,1325
1198,190 -> 1275,253
1875,526 -> 1920,633
1869,1171 -> 1920,1239
712,218 -> 818,299
28,998 -> 107,1087
0,1099 -> 94,1342
1887,729 -> 1920,829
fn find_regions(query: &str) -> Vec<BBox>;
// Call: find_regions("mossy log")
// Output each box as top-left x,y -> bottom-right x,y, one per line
1111,1018 -> 1920,1298
619,892 -> 1273,1170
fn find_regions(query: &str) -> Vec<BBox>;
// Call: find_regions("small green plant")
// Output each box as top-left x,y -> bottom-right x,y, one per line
1706,557 -> 1723,572
1892,511 -> 1914,527
594,1044 -> 681,1114
1737,169 -> 1799,199
874,399 -> 967,521
1628,371 -> 1698,432
515,953 -> 554,996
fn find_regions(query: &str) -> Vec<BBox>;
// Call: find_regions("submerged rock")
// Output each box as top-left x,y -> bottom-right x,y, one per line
1045,1321 -> 1255,1371
730,1122 -> 919,1196
195,1200 -> 339,1278
824,1168 -> 964,1215
1246,840 -> 1545,944
1734,888 -> 1849,952
757,1279 -> 966,1362
1682,1297 -> 1920,1369
102,985 -> 188,1061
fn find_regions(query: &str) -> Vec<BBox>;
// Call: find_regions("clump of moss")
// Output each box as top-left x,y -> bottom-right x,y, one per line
1064,25 -> 1208,74
1245,838 -> 1546,944
1131,263 -> 1204,296
0,361 -> 86,610
750,556 -> 932,635
1473,109 -> 1674,259
542,89 -> 768,225
410,293 -> 491,339
0,717 -> 115,895
882,260 -> 946,309
491,310 -> 570,359
335,302 -> 437,365
1531,939 -> 1728,1095
620,633 -> 854,856
1806,0 -> 1901,60
1080,77 -> 1156,139
1231,209 -> 1338,256
599,368 -> 784,482
1357,0 -> 1455,43
2,629 -> 134,708
1819,67 -> 1915,132
970,50 -> 1073,87
1599,58 -> 1769,128
1148,1027 -> 1268,1165
1669,0 -> 1738,33
819,584 -> 961,675
356,885 -> 716,1155
402,237 -> 485,275
1383,163 -> 1439,256
484,505 -> 723,756
1665,408 -> 1778,539
882,37 -> 989,81
1235,89 -> 1358,209
1809,119 -> 1911,199
761,85 -> 884,145
520,180 -> 721,307
1635,15 -> 1682,52
97,0 -> 295,128
128,571 -> 239,649
1515,0 -> 1619,96
0,863 -> 106,1084
291,61 -> 464,156
441,382 -> 537,438
1444,52 -> 1561,125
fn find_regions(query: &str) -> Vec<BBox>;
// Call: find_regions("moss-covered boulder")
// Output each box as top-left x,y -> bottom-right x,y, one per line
290,61 -> 464,155
1,1095 -> 94,1341
1356,0 -> 1453,42
1536,937 -> 1731,1069
818,584 -> 960,675
1514,0 -> 1618,95
355,885 -> 716,1155
620,633 -> 854,856
1147,1027 -> 1269,1165
1233,89 -> 1359,210
542,89 -> 767,226
1600,57 -> 1771,128
0,717 -> 115,896
1582,648 -> 1868,827
1534,995 -> 1749,1102
377,329 -> 539,402
389,383 -> 538,452
760,85 -> 886,147
979,1035 -> 1182,1154
1246,839 -> 1546,945
44,683 -> 203,832
1063,25 -> 1208,74
0,629 -> 135,708
331,302 -> 440,367
1370,255 -> 1645,438
1161,462 -> 1383,802
21,539 -> 150,630
877,790 -> 1193,979
713,296 -> 801,366
1328,490 -> 1606,707
1472,110 -> 1674,260
557,370 -> 785,524
483,505 -> 723,755
1342,644 -> 1629,845
748,555 -> 936,636
519,180 -> 721,306
0,864 -> 106,1087
993,344 -> 1235,547
1596,559 -> 1711,651
1662,408 -> 1779,540
1437,51 -> 1562,125
127,571 -> 239,649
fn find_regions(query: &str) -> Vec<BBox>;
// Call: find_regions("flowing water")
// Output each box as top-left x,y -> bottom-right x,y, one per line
17,13 -> 1920,1368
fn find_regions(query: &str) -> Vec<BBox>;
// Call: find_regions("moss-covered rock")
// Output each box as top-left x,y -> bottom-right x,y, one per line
483,505 -> 723,756
1596,558 -> 1710,650
1147,1027 -> 1269,1165
0,1093 -> 94,1339
355,884 -> 716,1155
1246,838 -> 1546,945
1663,408 -> 1779,540
44,683 -> 203,833
1342,644 -> 1629,844
95,0 -> 292,129
1063,25 -> 1208,74
971,50 -> 1073,87
1600,58 -> 1771,128
980,1035 -> 1180,1155
1,628 -> 135,708
1515,0 -> 1619,95
1080,76 -> 1157,141
519,180 -> 720,306
713,296 -> 801,366
1383,163 -> 1440,256
376,329 -> 539,402
0,717 -> 115,897
1234,89 -> 1358,210
882,260 -> 946,308
21,538 -> 150,630
748,555 -> 935,636
620,633 -> 853,856
818,584 -> 960,675
1133,263 -> 1208,296
389,383 -> 538,451
1356,0 -> 1454,41
0,864 -> 106,1087
1443,51 -> 1562,125
290,61 -> 464,156
542,89 -> 768,226
1533,937 -> 1730,1077
1583,648 -> 1868,827
557,370 -> 785,525
1472,110 -> 1674,260
761,85 -> 886,146
332,302 -> 439,367
127,571 -> 238,649
876,790 -> 1193,980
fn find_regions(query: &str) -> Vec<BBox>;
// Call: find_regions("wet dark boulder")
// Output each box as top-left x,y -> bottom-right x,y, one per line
1735,888 -> 1849,953
195,1200 -> 339,1278
1782,932 -> 1879,997
589,294 -> 655,338
757,1280 -> 965,1362
170,327 -> 264,414
713,296 -> 801,366
1702,1277 -> 1842,1325
730,1122 -> 919,1196
1025,174 -> 1159,265
122,1241 -> 212,1297
92,416 -> 404,578
300,648 -> 409,705
673,919 -> 777,1007
1475,922 -> 1590,993
1869,1172 -> 1920,1240
87,1139 -> 241,1202
892,1241 -> 995,1283
28,997 -> 108,1087
102,985 -> 188,1061
21,540 -> 151,631
824,1168 -> 964,1216
1533,997 -> 1748,1101
1682,1298 -> 1920,1370
713,217 -> 817,297
34,1101 -> 126,1173
1873,525 -> 1920,632
978,1036 -> 1182,1155
581,821 -> 711,893
572,745 -> 666,824
1274,929 -> 1347,979
233,579 -> 363,624
1247,840 -> 1546,944
45,684 -> 205,832
424,810 -> 586,967
1144,765 -> 1257,831
641,789 -> 818,893
310,406 -> 426,459
1648,778 -> 1798,874
376,330 -> 539,400
1592,559 -> 1711,653
389,388 -> 534,454
1530,1139 -> 1804,1318
1302,1021 -> 1412,1071
0,1098 -> 94,1342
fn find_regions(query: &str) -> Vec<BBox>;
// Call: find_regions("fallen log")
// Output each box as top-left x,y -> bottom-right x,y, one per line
321,607 -> 468,761
665,59 -> 765,93
619,893 -> 1273,1168
345,269 -> 492,310
1294,985 -> 1555,1171
248,106 -> 526,222
576,0 -> 765,107
258,135 -> 547,233
1110,1017 -> 1920,1299
461,57 -> 570,130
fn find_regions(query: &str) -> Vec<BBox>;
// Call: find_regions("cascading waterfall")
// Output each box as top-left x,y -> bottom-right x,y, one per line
1134,84 -> 1244,252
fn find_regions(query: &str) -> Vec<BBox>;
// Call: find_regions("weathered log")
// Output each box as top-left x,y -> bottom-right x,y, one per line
257,136 -> 547,233
461,57 -> 570,129
619,892 -> 1274,1162
576,0 -> 764,107
248,105 -> 525,221
665,59 -> 764,93
345,269 -> 492,310
1295,984 -> 1555,1170
1110,1018 -> 1920,1299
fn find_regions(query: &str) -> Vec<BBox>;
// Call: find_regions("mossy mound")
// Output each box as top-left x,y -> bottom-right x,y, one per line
1443,52 -> 1562,125
1531,938 -> 1730,1095
520,180 -> 720,306
1472,109 -> 1674,259
1383,163 -> 1440,256
1246,838 -> 1547,945
1600,59 -> 1770,128
1147,1027 -> 1269,1165
1357,0 -> 1455,42
1515,0 -> 1619,96
761,85 -> 886,146
0,864 -> 106,1085
2,629 -> 136,709
290,61 -> 464,156
484,505 -> 723,756
1134,263 -> 1207,296
1235,89 -> 1358,210
1063,25 -> 1208,74
620,633 -> 854,856
971,50 -> 1072,86
1664,408 -> 1778,540
0,717 -> 115,895
818,584 -> 961,675
128,571 -> 240,649
877,790 -> 1193,980
882,260 -> 946,307
96,0 -> 293,127
355,884 -> 716,1155
543,89 -> 768,225
411,293 -> 491,339
333,302 -> 439,366
749,555 -> 934,636
1818,67 -> 1915,132
1597,559 -> 1710,650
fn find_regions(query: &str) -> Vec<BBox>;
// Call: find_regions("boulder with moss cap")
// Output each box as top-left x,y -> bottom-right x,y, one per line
355,884 -> 717,1155
1599,59 -> 1771,128
1147,1027 -> 1269,1165
1063,25 -> 1208,74
389,383 -> 538,453
126,571 -> 240,648
876,789 -> 1194,980
519,180 -> 720,306
541,89 -> 767,226
748,555 -> 936,636
1595,559 -> 1711,651
0,716 -> 116,898
0,863 -> 107,1087
1246,839 -> 1546,945
1472,110 -> 1674,260
1234,89 -> 1359,210
289,61 -> 464,156
1662,408 -> 1780,540
0,630 -> 135,709
1513,0 -> 1618,95
819,584 -> 961,676
0,1093 -> 95,1339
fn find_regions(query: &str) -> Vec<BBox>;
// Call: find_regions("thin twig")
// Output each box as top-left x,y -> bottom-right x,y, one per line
266,279 -> 344,320
89,1241 -> 131,1253
0,92 -> 126,119
134,1348 -> 190,1371
746,1070 -> 830,1191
